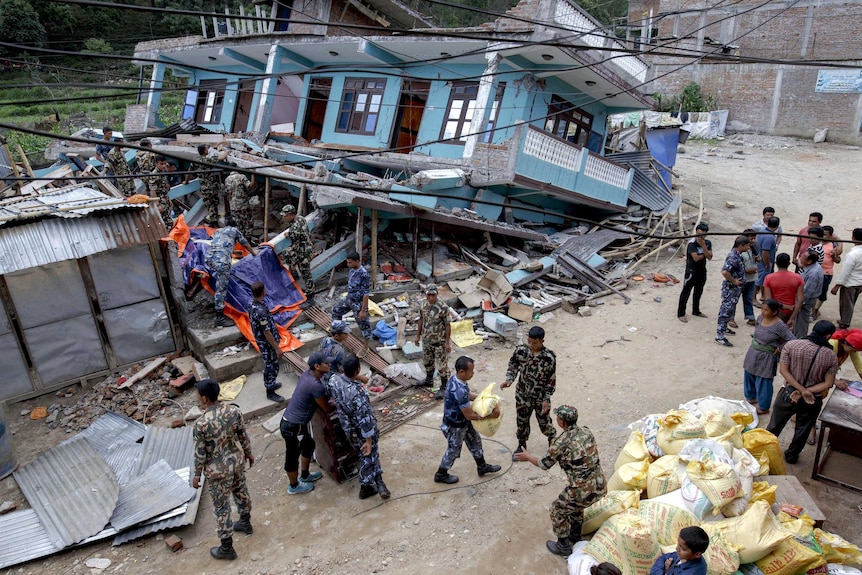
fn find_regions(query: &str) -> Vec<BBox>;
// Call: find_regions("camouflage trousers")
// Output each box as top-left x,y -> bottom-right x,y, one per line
201,184 -> 221,226
233,206 -> 254,243
717,283 -> 742,339
157,192 -> 172,229
211,262 -> 231,313
344,428 -> 383,486
421,339 -> 450,390
551,485 -> 601,540
207,468 -> 252,540
115,175 -> 135,197
284,248 -> 314,292
332,299 -> 372,339
515,394 -> 556,446
439,423 -> 483,471
259,342 -> 280,392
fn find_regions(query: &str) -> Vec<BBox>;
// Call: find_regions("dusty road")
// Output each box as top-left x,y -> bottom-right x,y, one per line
3,135 -> 862,575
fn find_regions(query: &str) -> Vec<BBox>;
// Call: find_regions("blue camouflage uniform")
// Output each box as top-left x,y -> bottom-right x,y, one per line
717,248 -> 746,339
438,374 -> 485,471
205,226 -> 253,314
328,372 -> 383,487
248,297 -> 281,393
331,265 -> 372,339
318,336 -> 346,385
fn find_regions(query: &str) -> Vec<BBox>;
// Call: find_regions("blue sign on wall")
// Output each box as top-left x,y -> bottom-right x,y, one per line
815,70 -> 862,94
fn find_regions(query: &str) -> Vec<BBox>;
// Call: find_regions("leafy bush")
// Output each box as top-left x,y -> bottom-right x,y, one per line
654,82 -> 716,113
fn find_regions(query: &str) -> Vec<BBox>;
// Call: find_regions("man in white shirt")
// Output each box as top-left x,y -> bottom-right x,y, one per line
831,228 -> 862,329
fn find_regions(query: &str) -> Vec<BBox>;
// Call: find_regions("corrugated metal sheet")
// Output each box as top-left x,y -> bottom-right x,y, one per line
124,119 -> 212,141
113,426 -> 203,545
0,186 -> 131,222
66,411 -> 147,455
0,509 -> 61,569
109,459 -> 195,531
101,443 -> 142,487
13,437 -> 119,548
552,228 -> 631,260
606,151 -> 675,212
0,207 -> 167,275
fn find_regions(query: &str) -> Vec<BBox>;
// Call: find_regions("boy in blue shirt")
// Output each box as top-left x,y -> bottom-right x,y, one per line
650,526 -> 709,575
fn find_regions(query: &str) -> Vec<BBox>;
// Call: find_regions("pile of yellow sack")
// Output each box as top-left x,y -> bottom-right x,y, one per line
566,396 -> 862,575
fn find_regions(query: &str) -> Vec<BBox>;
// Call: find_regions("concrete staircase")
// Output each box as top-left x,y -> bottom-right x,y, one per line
186,324 -> 262,382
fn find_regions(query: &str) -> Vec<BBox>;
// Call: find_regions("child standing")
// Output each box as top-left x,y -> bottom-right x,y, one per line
649,526 -> 710,575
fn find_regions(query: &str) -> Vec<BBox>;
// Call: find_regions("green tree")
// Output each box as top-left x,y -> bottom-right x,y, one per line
0,0 -> 47,55
83,38 -> 114,55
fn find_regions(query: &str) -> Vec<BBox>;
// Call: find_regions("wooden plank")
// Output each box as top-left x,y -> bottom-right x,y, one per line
118,357 -> 167,389
762,475 -> 826,528
19,164 -> 73,195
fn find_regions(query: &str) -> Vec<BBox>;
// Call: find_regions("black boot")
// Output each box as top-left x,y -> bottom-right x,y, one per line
434,376 -> 447,399
376,475 -> 391,499
546,538 -> 573,557
421,374 -> 434,387
233,513 -> 253,535
512,444 -> 526,462
569,523 -> 583,546
433,467 -> 459,484
358,483 -> 378,499
475,457 -> 502,477
210,536 -> 237,560
215,313 -> 235,328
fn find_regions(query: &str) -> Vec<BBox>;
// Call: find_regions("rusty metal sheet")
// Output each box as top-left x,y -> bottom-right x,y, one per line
13,437 -> 119,548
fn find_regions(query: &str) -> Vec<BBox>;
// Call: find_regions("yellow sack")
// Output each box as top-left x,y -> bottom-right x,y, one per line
685,459 -> 743,512
703,410 -> 737,437
755,536 -> 826,575
815,528 -> 862,566
712,424 -> 744,450
637,500 -> 698,546
646,454 -> 683,498
755,451 -> 771,476
730,411 -> 755,428
743,429 -> 786,475
777,511 -> 815,539
704,528 -> 742,575
218,374 -> 247,401
583,510 -> 660,575
470,382 -> 502,437
703,500 -> 792,563
367,299 -> 384,316
582,490 -> 641,534
607,459 -> 649,492
657,410 -> 707,450
749,481 -> 778,507
615,430 -> 650,471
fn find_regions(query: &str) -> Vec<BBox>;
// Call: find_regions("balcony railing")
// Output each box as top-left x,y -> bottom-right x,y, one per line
514,125 -> 633,208
200,5 -> 273,39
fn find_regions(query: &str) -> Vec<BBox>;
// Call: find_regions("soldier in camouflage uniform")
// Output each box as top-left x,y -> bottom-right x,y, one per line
135,139 -> 155,175
192,378 -> 255,561
195,143 -> 229,226
105,142 -> 135,196
514,405 -> 606,557
148,156 -> 173,229
279,205 -> 314,295
433,356 -> 502,485
502,325 -> 557,458
225,171 -> 254,241
331,250 -> 372,357
205,223 -> 258,328
415,284 -> 451,399
248,281 -> 285,403
328,355 -> 390,499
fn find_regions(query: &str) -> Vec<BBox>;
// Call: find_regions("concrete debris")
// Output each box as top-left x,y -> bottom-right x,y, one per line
0,501 -> 17,514
85,558 -> 111,569
578,307 -> 592,317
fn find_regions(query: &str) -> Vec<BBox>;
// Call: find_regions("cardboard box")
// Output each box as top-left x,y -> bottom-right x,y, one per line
507,302 -> 534,322
477,270 -> 513,306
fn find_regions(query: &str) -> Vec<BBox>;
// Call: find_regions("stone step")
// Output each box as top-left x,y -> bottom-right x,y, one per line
187,324 -> 246,358
204,347 -> 262,382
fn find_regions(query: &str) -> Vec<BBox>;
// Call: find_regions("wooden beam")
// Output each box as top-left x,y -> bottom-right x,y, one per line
355,207 -> 364,256
263,176 -> 270,240
371,208 -> 378,289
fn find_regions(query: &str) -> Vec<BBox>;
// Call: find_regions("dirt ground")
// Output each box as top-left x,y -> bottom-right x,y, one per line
3,135 -> 862,575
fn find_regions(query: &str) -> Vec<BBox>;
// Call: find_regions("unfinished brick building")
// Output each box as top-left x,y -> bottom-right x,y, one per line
627,0 -> 862,143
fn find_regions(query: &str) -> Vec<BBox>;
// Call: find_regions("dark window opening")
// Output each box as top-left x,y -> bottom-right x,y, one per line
194,80 -> 227,124
544,96 -> 593,147
440,81 -> 505,145
335,78 -> 386,135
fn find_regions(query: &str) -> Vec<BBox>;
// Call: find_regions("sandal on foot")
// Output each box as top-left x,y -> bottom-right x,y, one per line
728,320 -> 739,329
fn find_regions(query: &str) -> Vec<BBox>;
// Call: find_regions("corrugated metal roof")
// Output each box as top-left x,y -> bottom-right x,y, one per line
101,443 -> 143,487
0,186 -> 132,222
13,437 -> 119,548
0,509 -> 61,569
113,426 -> 203,545
109,459 -> 195,531
606,151 -> 676,212
552,228 -> 632,260
112,467 -> 195,545
0,206 -> 167,275
66,411 -> 147,455
124,119 -> 212,141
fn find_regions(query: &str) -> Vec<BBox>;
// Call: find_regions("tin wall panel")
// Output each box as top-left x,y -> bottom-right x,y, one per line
25,315 -> 107,386
0,509 -> 60,569
102,300 -> 175,365
5,260 -> 90,327
0,333 -> 31,398
109,460 -> 195,531
88,245 -> 161,310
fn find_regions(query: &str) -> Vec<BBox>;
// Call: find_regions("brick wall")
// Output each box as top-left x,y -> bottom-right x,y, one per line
629,0 -> 862,142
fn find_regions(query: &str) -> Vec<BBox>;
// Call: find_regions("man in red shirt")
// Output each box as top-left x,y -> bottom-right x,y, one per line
764,253 -> 804,328
792,211 -> 823,269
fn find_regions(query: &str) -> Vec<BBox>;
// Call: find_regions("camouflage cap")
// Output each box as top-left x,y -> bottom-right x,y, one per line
281,204 -> 296,215
425,285 -> 438,295
554,405 -> 578,425
330,320 -> 350,334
